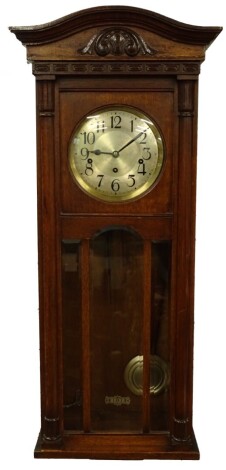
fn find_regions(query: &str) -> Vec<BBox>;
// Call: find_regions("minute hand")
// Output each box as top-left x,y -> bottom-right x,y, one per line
117,128 -> 149,153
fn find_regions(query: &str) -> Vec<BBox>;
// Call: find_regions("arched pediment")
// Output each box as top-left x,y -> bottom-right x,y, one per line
10,6 -> 221,47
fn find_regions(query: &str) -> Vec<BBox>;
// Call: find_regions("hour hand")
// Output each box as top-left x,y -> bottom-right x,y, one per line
89,149 -> 113,156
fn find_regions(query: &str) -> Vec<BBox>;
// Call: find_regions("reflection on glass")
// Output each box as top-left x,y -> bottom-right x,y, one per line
150,241 -> 171,431
61,236 -> 171,434
90,228 -> 144,432
62,241 -> 82,430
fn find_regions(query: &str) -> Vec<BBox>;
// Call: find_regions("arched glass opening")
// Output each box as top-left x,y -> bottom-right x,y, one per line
90,227 -> 144,432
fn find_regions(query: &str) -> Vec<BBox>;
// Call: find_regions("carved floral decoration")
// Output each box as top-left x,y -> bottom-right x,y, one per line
78,28 -> 157,57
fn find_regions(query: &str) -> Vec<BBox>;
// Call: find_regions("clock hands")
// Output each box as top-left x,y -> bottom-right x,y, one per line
117,128 -> 149,153
90,149 -> 120,158
87,128 -> 149,158
89,149 -> 114,156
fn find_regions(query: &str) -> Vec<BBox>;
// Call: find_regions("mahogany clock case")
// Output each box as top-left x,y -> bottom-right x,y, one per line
9,5 -> 222,460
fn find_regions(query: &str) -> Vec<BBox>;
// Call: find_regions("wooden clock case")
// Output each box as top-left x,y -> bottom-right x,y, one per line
9,6 -> 222,460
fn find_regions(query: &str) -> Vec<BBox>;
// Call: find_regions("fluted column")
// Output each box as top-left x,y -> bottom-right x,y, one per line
172,78 -> 198,442
36,78 -> 62,444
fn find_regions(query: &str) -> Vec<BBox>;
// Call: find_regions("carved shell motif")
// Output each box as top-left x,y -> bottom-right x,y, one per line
78,28 -> 157,57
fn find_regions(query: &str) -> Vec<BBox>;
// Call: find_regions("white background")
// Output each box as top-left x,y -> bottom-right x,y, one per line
1,1 -> 226,468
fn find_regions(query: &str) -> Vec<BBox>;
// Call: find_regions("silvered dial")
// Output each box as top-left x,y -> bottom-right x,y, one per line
69,106 -> 164,202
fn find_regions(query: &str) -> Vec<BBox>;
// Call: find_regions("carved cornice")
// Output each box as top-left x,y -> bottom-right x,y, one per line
78,28 -> 156,57
9,6 -> 222,47
33,61 -> 200,76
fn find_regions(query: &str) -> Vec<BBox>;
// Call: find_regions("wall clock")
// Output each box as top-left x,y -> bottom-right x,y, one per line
9,6 -> 222,460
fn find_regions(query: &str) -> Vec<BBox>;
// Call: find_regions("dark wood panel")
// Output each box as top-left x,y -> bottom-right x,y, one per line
61,215 -> 173,240
58,76 -> 176,90
59,86 -> 175,215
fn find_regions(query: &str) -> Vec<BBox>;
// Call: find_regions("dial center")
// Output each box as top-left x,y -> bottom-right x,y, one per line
112,150 -> 120,158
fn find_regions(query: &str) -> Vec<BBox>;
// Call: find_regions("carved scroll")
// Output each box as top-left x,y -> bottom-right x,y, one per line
78,28 -> 156,57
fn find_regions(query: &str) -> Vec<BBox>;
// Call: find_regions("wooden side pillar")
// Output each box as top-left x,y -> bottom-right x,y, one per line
172,78 -> 198,442
142,240 -> 151,433
36,78 -> 62,444
81,238 -> 91,432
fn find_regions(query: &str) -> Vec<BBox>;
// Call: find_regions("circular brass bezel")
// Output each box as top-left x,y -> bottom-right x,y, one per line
68,105 -> 165,203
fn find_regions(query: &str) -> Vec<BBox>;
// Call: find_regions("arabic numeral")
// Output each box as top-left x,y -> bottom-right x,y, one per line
111,115 -> 121,129
81,131 -> 95,145
81,148 -> 89,160
97,174 -> 104,187
139,132 -> 147,145
127,175 -> 136,187
137,159 -> 147,175
85,158 -> 93,176
142,147 -> 151,160
111,179 -> 120,192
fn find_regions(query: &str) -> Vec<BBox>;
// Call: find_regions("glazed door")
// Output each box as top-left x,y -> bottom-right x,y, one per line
62,223 -> 171,433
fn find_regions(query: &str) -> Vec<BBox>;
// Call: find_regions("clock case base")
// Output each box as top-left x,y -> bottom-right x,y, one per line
34,431 -> 199,460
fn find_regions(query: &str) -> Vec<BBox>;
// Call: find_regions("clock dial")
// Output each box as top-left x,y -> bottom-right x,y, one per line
69,106 -> 164,202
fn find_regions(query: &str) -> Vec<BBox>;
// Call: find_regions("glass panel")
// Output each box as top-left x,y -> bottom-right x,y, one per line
62,241 -> 82,430
150,241 -> 171,431
90,228 -> 143,432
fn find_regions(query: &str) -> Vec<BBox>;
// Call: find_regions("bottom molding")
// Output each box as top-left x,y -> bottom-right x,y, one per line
34,430 -> 199,460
